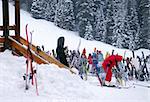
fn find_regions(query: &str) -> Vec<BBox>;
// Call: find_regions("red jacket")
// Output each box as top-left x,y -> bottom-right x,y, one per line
88,55 -> 93,64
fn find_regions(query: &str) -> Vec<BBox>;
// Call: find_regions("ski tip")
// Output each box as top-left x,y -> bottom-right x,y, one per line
25,86 -> 29,90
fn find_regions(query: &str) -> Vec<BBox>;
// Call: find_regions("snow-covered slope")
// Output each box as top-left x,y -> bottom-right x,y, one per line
0,1 -> 150,57
0,50 -> 150,102
0,1 -> 150,102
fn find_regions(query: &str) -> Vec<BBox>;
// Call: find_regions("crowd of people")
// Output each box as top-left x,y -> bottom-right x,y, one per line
46,37 -> 150,86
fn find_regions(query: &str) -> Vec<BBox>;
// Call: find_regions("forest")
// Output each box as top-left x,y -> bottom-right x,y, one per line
10,0 -> 150,50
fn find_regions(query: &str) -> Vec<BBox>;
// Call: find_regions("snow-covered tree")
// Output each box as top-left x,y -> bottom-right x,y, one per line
124,0 -> 140,50
137,0 -> 150,49
105,0 -> 115,45
54,0 -> 75,31
30,0 -> 47,19
112,0 -> 126,48
28,0 -> 149,50
84,21 -> 94,40
44,0 -> 57,22
75,0 -> 95,38
94,0 -> 106,42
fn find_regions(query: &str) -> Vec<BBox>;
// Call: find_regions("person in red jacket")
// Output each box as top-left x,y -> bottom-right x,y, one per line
88,53 -> 93,73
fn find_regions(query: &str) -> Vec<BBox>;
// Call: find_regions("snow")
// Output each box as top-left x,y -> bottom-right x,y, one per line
0,50 -> 150,102
0,1 -> 150,102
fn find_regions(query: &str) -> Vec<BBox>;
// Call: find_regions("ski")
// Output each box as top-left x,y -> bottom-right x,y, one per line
29,28 -> 39,95
77,39 -> 81,51
29,30 -> 34,86
34,70 -> 39,95
99,84 -> 131,89
133,83 -> 150,88
117,85 -> 132,89
30,31 -> 39,95
123,50 -> 126,63
24,24 -> 39,95
112,49 -> 114,55
95,69 -> 103,86
25,24 -> 29,90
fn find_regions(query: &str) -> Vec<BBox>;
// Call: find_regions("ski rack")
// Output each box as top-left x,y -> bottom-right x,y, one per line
6,36 -> 75,74
8,36 -> 49,64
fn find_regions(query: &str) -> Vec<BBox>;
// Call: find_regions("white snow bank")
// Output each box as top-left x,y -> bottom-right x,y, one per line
0,50 -> 150,102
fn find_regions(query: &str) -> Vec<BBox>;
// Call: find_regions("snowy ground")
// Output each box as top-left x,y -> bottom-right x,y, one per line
0,1 -> 150,102
0,51 -> 150,102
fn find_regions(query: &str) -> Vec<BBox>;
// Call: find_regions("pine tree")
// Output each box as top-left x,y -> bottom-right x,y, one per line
30,0 -> 47,19
54,0 -> 75,31
112,0 -> 126,48
137,0 -> 150,49
75,0 -> 95,38
105,0 -> 115,45
94,0 -> 106,42
84,21 -> 94,40
44,0 -> 57,22
124,0 -> 140,50
26,0 -> 32,12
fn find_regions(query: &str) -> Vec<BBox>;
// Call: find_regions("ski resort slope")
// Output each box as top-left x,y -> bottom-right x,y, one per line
0,50 -> 150,102
0,1 -> 150,102
0,1 -> 150,57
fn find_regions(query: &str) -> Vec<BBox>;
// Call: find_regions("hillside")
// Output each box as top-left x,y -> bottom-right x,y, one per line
0,1 -> 150,57
0,1 -> 150,102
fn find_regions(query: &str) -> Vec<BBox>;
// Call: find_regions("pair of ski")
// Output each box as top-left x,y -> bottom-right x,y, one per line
96,73 -> 131,89
99,84 -> 132,89
25,24 -> 39,95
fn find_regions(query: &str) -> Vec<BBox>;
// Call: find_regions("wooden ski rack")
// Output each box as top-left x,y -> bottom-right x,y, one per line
5,36 -> 75,74
18,36 -> 66,68
8,36 -> 49,64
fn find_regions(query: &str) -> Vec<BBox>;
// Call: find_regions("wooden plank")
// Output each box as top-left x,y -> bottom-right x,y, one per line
0,43 -> 4,47
8,36 -> 49,64
0,37 -> 5,52
15,0 -> 20,38
0,47 -> 4,52
8,25 -> 16,30
0,37 -> 5,43
0,26 -> 16,30
0,26 -> 4,30
19,36 -> 67,68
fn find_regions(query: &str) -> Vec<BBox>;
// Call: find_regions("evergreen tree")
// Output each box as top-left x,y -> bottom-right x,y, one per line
30,0 -> 47,19
124,0 -> 140,50
75,0 -> 95,38
26,0 -> 150,50
54,0 -> 75,31
94,0 -> 106,42
84,21 -> 94,40
44,0 -> 57,22
105,0 -> 115,45
137,0 -> 150,49
112,0 -> 126,48
26,0 -> 33,12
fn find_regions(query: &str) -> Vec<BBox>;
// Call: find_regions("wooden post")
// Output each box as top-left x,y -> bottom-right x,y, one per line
15,0 -> 20,40
2,0 -> 9,49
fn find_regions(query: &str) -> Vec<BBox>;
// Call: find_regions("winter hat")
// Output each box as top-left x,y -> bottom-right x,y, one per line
82,48 -> 86,55
94,47 -> 96,52
105,52 -> 110,59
